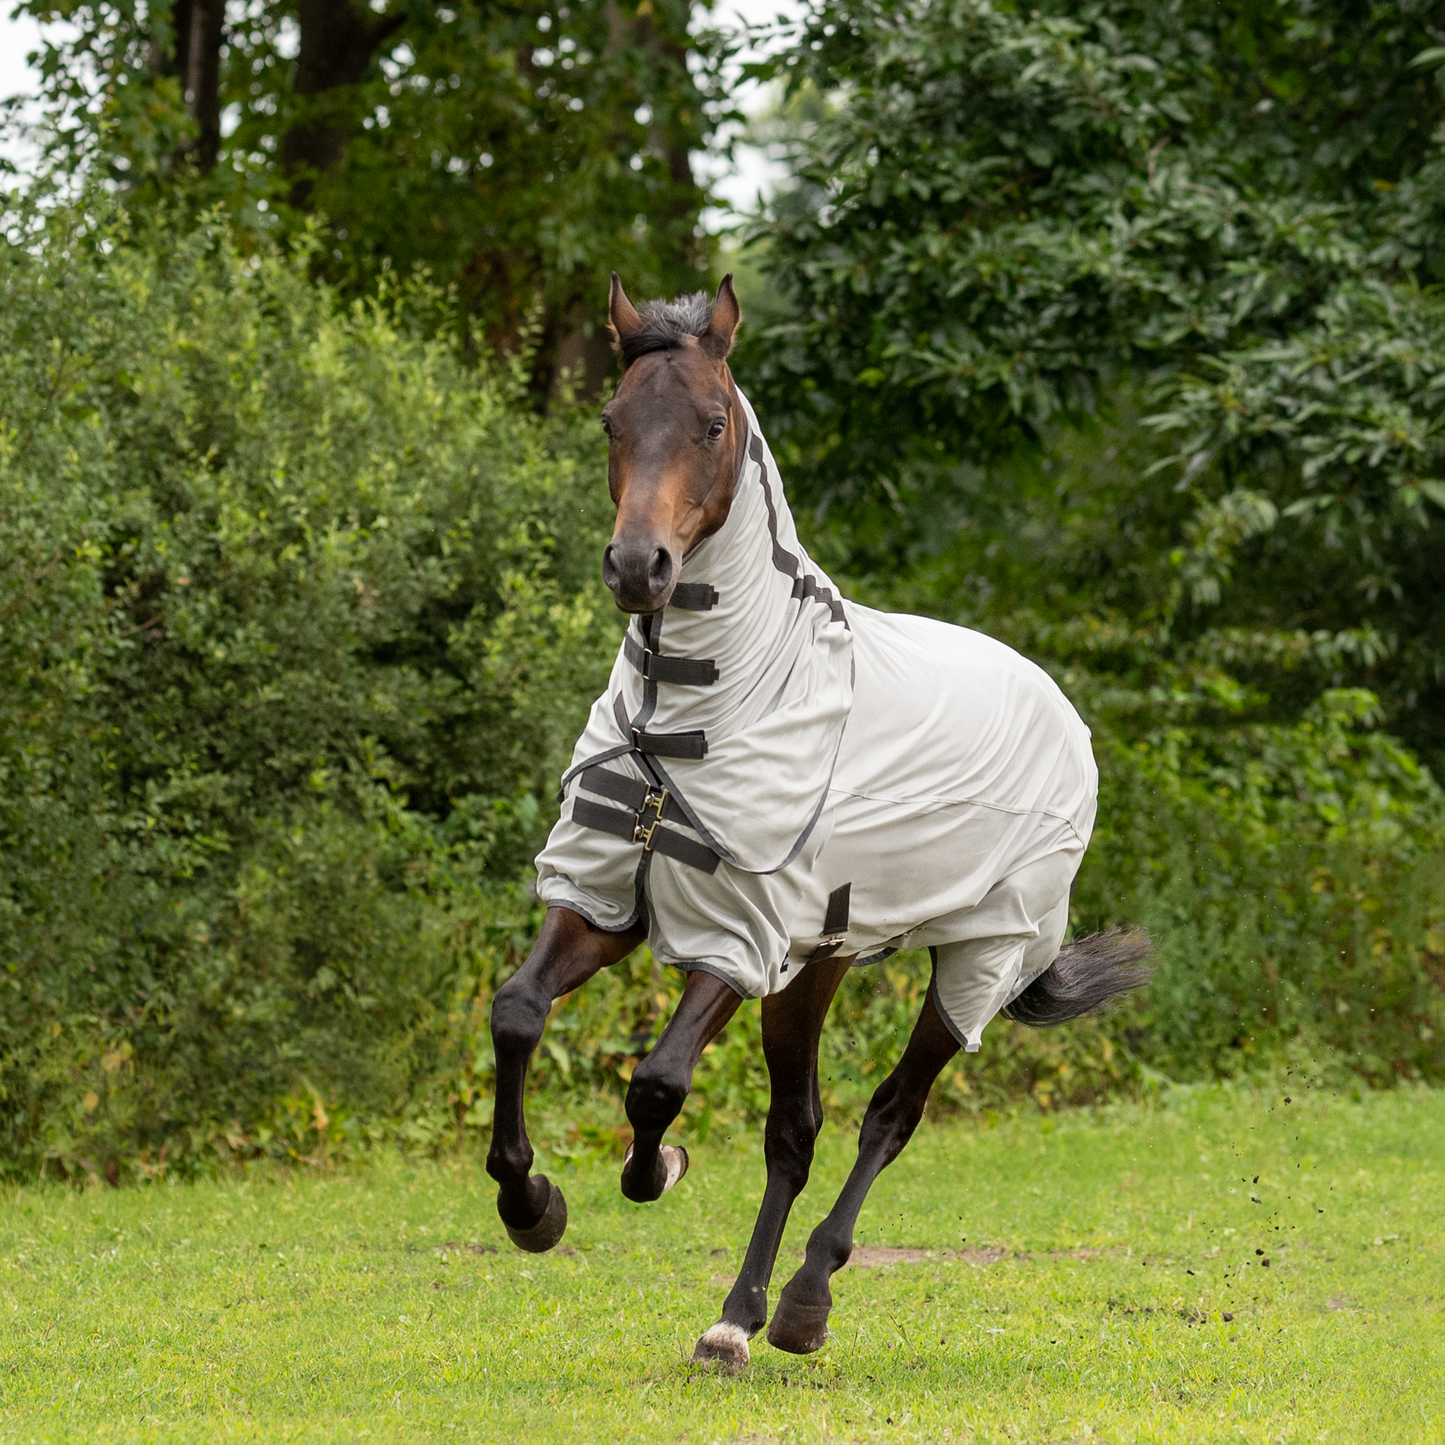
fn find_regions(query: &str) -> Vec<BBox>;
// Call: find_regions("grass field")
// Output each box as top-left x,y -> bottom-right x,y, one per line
2,1083 -> 1442,1443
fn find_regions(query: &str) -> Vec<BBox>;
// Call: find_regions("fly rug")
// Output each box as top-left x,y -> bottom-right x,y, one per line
485,274 -> 1152,1373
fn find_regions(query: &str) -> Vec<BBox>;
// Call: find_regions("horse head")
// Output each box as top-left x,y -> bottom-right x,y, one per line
599,274 -> 745,613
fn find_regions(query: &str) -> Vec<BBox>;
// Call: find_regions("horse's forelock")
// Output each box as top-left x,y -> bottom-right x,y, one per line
615,291 -> 712,364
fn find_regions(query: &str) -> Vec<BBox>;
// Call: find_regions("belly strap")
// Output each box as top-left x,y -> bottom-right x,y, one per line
785,882 -> 852,973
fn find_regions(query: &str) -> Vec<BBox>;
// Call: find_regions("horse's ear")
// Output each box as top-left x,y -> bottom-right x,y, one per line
609,272 -> 644,355
699,274 -> 741,361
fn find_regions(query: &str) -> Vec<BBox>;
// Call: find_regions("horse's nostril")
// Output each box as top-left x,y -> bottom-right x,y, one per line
603,539 -> 673,606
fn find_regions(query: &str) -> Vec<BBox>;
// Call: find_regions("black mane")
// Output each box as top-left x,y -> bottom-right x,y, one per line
614,291 -> 711,364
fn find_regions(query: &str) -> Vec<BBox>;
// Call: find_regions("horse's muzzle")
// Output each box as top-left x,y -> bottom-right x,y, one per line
603,538 -> 676,612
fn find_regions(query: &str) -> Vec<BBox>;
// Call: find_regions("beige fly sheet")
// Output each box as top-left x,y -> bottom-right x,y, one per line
535,392 -> 1097,1052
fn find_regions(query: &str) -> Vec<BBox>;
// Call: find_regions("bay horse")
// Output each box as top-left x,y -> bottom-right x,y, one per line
486,275 -> 1150,1372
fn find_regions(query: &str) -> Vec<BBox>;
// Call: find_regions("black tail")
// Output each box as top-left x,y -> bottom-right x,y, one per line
1002,928 -> 1153,1028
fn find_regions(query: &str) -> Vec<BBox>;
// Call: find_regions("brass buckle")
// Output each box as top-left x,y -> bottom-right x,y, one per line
818,933 -> 847,949
633,787 -> 669,851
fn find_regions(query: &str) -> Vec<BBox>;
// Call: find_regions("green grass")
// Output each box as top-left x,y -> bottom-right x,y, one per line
2,1084 -> 1443,1443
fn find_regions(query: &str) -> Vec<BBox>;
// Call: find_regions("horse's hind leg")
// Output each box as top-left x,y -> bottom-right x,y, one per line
692,955 -> 853,1373
487,907 -> 644,1253
767,973 -> 960,1355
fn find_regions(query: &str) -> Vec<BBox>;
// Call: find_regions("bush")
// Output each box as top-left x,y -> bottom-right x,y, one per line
1085,689 -> 1445,1088
0,201 -> 622,1180
2,202 -> 1441,1186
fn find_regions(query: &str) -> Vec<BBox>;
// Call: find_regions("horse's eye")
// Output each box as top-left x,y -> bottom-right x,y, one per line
707,418 -> 726,440
601,416 -> 613,437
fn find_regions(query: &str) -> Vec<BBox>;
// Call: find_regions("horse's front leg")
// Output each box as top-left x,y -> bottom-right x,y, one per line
619,969 -> 741,1203
692,954 -> 853,1373
487,906 -> 645,1252
767,974 -> 960,1354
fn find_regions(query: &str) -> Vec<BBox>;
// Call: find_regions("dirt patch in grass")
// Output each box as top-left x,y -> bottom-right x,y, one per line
705,1244 -> 1010,1285
850,1245 -> 1012,1267
847,1244 -> 1108,1266
850,1246 -> 931,1267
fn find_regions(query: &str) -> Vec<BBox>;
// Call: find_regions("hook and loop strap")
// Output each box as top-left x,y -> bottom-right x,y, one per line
633,728 -> 708,760
668,582 -> 720,612
623,631 -> 719,686
785,883 -> 852,973
579,765 -> 689,824
610,695 -> 709,759
572,769 -> 720,874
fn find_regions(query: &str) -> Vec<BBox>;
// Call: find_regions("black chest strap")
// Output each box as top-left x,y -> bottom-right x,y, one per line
571,766 -> 720,874
610,694 -> 708,759
623,631 -> 719,687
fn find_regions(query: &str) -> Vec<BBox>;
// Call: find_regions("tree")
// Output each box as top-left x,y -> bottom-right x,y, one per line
14,0 -> 723,390
741,0 -> 1445,766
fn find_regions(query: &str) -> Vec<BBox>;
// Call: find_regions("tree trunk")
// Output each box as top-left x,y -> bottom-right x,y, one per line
149,0 -> 192,85
150,0 -> 222,174
634,11 -> 697,256
551,314 -> 619,403
282,0 -> 406,203
184,0 -> 224,173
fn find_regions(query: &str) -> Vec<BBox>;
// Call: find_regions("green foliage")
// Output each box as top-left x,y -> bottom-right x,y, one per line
742,0 -> 1445,764
15,0 -> 720,377
1084,691 -> 1445,1085
5,74 -> 1445,1183
0,197 -> 625,1179
748,0 -> 1445,471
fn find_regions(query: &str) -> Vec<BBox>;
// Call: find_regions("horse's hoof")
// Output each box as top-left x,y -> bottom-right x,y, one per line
767,1284 -> 831,1355
502,1178 -> 568,1253
621,1142 -> 689,1199
660,1143 -> 689,1194
691,1321 -> 750,1373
